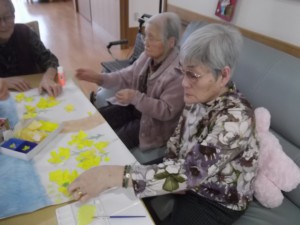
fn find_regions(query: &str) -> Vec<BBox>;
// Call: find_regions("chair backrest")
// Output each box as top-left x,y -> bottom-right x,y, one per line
128,32 -> 145,64
25,21 -> 40,38
128,14 -> 151,64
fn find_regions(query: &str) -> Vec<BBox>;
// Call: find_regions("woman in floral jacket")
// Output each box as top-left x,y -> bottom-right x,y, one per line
69,23 -> 259,225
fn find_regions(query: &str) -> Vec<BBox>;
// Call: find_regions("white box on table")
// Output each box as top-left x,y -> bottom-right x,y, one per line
0,117 -> 63,161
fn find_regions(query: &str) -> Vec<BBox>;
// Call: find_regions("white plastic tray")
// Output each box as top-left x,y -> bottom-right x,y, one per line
0,117 -> 63,160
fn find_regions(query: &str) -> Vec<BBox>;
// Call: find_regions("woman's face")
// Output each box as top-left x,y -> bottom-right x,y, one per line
0,1 -> 15,44
143,23 -> 172,63
179,64 -> 226,105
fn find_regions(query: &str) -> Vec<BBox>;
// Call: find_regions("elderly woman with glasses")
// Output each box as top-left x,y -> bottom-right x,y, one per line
0,0 -> 62,97
76,12 -> 185,151
70,23 -> 259,225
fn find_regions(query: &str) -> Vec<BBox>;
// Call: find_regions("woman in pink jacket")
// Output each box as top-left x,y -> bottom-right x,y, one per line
76,12 -> 184,151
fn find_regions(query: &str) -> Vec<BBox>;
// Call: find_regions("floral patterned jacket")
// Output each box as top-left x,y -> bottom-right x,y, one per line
131,83 -> 259,210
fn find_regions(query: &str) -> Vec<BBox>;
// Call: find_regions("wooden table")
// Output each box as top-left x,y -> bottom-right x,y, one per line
0,204 -> 68,225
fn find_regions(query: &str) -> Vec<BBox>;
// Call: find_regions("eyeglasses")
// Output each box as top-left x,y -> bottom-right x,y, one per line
142,34 -> 162,43
0,14 -> 15,25
175,65 -> 221,81
175,66 -> 205,80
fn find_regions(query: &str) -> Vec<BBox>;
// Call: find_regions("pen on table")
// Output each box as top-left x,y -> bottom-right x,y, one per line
93,215 -> 146,219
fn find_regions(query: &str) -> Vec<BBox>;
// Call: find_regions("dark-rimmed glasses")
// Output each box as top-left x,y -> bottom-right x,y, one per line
175,66 -> 206,80
0,14 -> 15,25
142,34 -> 162,43
175,65 -> 221,81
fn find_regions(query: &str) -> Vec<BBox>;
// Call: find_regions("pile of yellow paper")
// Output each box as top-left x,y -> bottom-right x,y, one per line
14,119 -> 59,143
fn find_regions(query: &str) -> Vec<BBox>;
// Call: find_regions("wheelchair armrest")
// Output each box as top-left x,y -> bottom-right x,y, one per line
106,39 -> 128,50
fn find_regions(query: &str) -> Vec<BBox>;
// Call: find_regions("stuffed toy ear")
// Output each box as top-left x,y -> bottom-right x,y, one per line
254,107 -> 270,133
254,173 -> 284,208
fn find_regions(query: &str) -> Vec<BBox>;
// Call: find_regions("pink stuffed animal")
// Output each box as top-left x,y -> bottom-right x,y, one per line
254,107 -> 300,208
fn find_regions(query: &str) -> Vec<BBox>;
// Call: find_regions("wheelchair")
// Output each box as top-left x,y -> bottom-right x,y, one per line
100,14 -> 151,73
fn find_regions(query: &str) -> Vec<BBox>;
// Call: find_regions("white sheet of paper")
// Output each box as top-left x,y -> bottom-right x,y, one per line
56,188 -> 154,225
11,79 -> 98,123
106,97 -> 129,107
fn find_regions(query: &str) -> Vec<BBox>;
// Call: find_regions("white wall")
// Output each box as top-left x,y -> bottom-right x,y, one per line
90,0 -> 120,41
169,0 -> 300,46
128,0 -> 160,27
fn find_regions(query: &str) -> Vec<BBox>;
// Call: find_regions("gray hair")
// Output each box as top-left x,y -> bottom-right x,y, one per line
180,23 -> 243,77
1,0 -> 15,14
146,12 -> 181,47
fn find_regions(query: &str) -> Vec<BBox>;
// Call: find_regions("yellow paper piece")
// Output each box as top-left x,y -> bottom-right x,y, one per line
87,111 -> 92,116
22,145 -> 30,151
76,150 -> 101,170
14,119 -> 59,143
77,204 -> 96,225
39,120 -> 59,132
36,96 -> 60,109
49,169 -> 79,196
18,129 -> 48,142
94,141 -> 109,151
23,105 -> 37,119
68,130 -> 95,149
15,93 -> 25,102
25,105 -> 37,113
24,96 -> 34,102
64,104 -> 75,112
48,147 -> 71,164
77,139 -> 94,150
9,143 -> 16,149
27,120 -> 42,130
23,112 -> 38,119
70,130 -> 88,142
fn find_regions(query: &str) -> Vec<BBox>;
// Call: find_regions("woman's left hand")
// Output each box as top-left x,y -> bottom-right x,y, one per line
115,89 -> 137,104
68,165 -> 124,202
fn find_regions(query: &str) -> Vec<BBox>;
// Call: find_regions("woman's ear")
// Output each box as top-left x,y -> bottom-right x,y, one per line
219,66 -> 231,87
168,37 -> 176,48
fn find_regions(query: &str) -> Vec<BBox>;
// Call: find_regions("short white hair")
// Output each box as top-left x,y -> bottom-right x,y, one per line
146,12 -> 182,47
180,23 -> 243,76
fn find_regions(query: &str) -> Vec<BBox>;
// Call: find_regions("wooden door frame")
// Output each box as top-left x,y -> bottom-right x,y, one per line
120,0 -> 129,49
73,0 -> 78,12
163,0 -> 168,12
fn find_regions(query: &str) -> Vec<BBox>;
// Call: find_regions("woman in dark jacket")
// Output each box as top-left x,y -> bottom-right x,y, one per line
0,0 -> 62,97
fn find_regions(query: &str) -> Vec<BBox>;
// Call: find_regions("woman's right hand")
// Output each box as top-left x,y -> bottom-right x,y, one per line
0,78 -> 9,100
68,165 -> 124,203
75,68 -> 102,85
4,77 -> 31,92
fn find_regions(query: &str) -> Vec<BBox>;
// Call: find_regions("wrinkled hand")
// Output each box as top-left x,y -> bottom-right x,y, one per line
68,165 -> 124,203
115,89 -> 137,105
4,77 -> 31,92
39,78 -> 62,97
0,79 -> 9,100
75,68 -> 102,85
